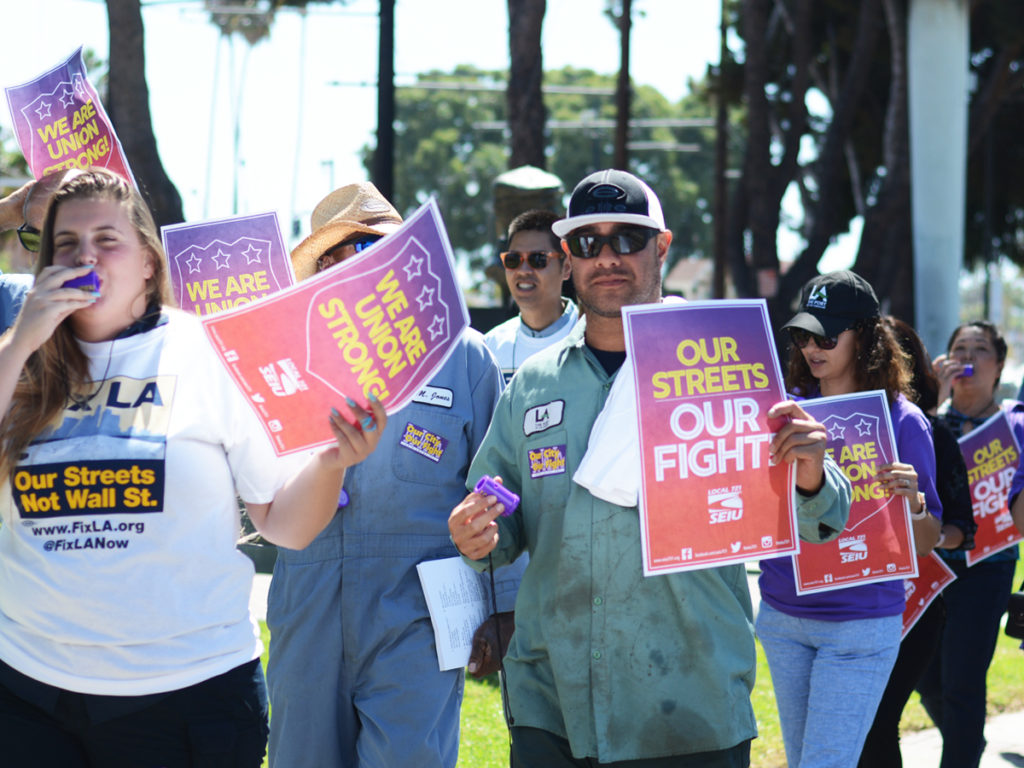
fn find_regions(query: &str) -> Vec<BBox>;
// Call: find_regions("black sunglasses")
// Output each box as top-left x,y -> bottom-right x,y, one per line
500,250 -> 560,270
564,226 -> 657,259
17,223 -> 41,252
788,327 -> 840,350
316,234 -> 382,273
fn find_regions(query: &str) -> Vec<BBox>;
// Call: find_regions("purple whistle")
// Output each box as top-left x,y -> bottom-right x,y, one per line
474,475 -> 519,516
958,363 -> 974,378
63,271 -> 100,292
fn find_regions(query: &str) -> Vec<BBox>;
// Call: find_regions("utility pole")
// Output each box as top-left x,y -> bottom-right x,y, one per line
613,0 -> 632,170
712,0 -> 728,298
374,0 -> 395,201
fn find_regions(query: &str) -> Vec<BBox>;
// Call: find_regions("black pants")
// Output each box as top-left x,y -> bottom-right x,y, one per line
511,726 -> 751,768
0,658 -> 268,768
858,597 -> 946,767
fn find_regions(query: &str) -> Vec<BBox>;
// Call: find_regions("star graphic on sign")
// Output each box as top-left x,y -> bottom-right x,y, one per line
428,315 -> 446,340
855,418 -> 874,437
416,285 -> 435,311
212,249 -> 231,270
404,254 -> 423,280
35,101 -> 52,120
58,88 -> 76,109
828,422 -> 846,441
72,76 -> 86,98
241,243 -> 263,265
185,251 -> 203,274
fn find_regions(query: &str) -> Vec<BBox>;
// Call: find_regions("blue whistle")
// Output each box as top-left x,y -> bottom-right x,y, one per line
474,475 -> 519,516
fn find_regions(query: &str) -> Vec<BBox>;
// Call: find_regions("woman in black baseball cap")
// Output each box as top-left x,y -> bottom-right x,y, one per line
757,270 -> 943,767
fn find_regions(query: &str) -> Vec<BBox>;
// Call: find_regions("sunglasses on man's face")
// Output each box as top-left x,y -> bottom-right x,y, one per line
500,250 -> 560,270
316,234 -> 382,273
788,327 -> 840,350
564,226 -> 657,259
17,223 -> 41,253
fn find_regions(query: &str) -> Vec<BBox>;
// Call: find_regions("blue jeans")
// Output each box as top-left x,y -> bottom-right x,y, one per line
756,602 -> 901,768
915,557 -> 1016,768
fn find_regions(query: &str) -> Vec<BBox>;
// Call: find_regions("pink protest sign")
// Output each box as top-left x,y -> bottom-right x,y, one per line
901,551 -> 956,638
798,391 -> 917,594
5,47 -> 133,182
958,411 -> 1022,566
623,300 -> 796,576
201,199 -> 468,455
161,212 -> 295,316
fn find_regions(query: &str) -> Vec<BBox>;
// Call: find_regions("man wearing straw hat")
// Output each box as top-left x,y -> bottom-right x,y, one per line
266,182 -> 522,768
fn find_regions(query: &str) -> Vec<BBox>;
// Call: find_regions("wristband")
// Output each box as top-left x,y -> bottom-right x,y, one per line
935,530 -> 947,549
911,493 -> 928,520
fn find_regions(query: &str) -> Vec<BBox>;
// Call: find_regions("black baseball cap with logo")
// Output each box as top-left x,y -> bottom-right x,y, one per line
783,270 -> 880,338
551,169 -> 666,238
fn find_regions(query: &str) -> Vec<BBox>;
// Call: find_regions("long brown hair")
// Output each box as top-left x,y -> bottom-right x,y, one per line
785,317 -> 914,402
1,169 -> 171,480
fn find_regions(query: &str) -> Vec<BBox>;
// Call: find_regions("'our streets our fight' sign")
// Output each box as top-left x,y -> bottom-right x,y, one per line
799,391 -> 918,594
161,212 -> 295,316
5,47 -> 133,182
959,411 -> 1023,566
902,551 -> 956,638
623,300 -> 797,576
202,199 -> 467,455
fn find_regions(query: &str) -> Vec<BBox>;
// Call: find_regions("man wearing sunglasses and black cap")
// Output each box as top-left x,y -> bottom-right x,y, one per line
450,169 -> 851,767
484,209 -> 578,383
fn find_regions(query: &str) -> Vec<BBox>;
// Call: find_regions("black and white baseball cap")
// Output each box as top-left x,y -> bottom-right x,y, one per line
783,270 -> 880,338
551,169 -> 666,238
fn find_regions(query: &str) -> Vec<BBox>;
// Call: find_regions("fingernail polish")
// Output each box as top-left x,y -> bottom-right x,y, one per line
345,396 -> 357,409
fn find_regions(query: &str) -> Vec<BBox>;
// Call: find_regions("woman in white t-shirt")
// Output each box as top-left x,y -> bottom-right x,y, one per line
0,168 -> 384,767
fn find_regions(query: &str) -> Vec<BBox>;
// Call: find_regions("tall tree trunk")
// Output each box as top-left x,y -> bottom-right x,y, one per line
777,0 -> 884,308
105,0 -> 184,228
856,0 -> 913,320
506,0 -> 547,169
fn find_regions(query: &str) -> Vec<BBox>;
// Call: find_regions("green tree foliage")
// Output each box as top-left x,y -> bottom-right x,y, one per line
363,65 -> 718,293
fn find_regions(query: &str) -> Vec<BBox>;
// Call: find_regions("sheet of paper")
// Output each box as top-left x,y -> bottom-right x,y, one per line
416,556 -> 489,672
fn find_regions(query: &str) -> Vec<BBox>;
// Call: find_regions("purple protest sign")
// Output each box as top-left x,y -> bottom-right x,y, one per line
799,391 -> 918,593
5,47 -> 134,183
201,199 -> 468,455
622,299 -> 797,575
958,411 -> 1023,566
161,212 -> 294,316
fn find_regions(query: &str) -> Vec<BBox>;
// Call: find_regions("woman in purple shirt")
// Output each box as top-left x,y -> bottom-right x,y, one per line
757,271 -> 942,768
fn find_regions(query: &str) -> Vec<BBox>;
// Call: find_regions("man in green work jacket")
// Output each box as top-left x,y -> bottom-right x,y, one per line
449,169 -> 852,768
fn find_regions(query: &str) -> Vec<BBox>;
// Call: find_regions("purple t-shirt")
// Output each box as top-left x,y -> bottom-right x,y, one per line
759,393 -> 942,621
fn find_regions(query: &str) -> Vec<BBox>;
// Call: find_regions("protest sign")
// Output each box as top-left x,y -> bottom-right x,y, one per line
623,300 -> 796,576
202,199 -> 468,455
958,411 -> 1023,566
5,47 -> 133,182
161,212 -> 294,316
798,391 -> 918,594
901,551 -> 956,638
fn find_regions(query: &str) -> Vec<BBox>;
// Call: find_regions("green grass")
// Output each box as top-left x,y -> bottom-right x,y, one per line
258,558 -> 1024,767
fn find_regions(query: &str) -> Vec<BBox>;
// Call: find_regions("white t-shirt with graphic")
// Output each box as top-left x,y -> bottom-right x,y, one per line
0,310 -> 303,696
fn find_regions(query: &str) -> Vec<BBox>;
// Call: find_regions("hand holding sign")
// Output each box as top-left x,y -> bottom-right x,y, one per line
767,400 -> 829,493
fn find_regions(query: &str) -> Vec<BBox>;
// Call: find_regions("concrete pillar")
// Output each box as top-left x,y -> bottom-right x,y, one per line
908,0 -> 969,358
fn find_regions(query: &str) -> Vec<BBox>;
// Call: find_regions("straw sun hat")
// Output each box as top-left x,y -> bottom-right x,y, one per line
290,182 -> 403,281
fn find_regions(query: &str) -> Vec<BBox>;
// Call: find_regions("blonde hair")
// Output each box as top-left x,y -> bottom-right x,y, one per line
1,169 -> 172,480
